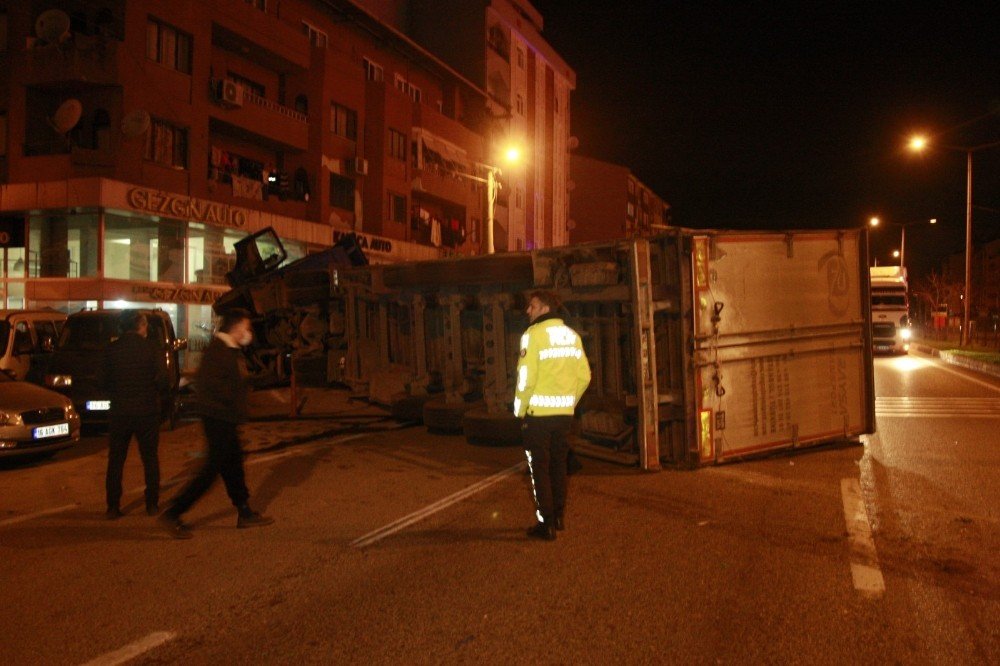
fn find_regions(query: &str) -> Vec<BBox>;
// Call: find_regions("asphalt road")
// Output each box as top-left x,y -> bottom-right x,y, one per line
1,353 -> 997,665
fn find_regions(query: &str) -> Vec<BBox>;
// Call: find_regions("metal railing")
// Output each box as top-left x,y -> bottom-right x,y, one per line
242,90 -> 307,123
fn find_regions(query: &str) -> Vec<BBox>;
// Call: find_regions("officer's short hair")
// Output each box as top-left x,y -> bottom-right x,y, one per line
219,308 -> 252,333
120,311 -> 147,333
529,290 -> 561,311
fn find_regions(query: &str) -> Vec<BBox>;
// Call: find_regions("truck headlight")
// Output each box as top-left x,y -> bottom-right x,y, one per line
45,374 -> 73,388
900,328 -> 912,340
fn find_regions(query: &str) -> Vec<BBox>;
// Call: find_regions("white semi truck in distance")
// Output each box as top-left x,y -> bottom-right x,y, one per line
870,266 -> 910,354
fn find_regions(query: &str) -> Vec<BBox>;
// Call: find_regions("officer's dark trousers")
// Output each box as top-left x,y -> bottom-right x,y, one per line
168,417 -> 250,517
106,414 -> 160,509
523,415 -> 572,524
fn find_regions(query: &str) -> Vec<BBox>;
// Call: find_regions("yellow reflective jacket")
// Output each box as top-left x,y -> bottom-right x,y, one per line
514,315 -> 591,418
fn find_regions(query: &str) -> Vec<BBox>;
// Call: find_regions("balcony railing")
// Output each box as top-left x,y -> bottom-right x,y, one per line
243,90 -> 307,123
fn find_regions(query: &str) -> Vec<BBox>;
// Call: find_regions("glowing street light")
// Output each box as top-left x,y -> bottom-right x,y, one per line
908,134 -> 1000,344
892,249 -> 900,258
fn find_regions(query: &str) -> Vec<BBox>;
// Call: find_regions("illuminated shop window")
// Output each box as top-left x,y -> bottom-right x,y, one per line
28,213 -> 99,278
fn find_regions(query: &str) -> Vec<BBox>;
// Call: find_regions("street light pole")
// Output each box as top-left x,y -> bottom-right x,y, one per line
486,167 -> 498,255
963,149 -> 972,345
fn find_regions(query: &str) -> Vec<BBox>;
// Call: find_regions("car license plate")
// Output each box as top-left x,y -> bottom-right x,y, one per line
86,400 -> 111,411
33,423 -> 70,440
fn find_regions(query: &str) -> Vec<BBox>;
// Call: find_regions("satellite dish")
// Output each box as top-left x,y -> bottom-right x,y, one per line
35,9 -> 72,44
52,99 -> 83,134
121,110 -> 151,138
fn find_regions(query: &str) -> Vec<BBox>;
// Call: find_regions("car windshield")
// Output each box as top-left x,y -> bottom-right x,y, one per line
58,316 -> 119,351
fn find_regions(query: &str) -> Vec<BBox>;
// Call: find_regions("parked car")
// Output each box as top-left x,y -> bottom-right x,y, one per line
0,309 -> 67,382
44,309 -> 187,427
0,371 -> 81,458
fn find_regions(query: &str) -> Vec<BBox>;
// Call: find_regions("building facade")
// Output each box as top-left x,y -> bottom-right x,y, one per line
0,0 -> 496,368
394,0 -> 575,251
568,154 -> 671,244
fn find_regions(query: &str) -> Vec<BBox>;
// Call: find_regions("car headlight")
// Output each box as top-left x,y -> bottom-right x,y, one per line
0,411 -> 24,427
900,328 -> 912,340
45,374 -> 73,388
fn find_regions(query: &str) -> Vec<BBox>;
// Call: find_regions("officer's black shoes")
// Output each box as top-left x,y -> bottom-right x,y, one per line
526,522 -> 556,541
554,515 -> 565,531
237,508 -> 274,529
106,506 -> 124,520
157,513 -> 193,540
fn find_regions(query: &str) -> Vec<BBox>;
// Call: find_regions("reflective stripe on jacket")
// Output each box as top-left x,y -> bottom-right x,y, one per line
514,316 -> 591,418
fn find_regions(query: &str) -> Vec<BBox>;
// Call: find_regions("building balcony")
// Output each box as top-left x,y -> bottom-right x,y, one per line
23,36 -> 121,88
208,82 -> 309,152
211,0 -> 311,72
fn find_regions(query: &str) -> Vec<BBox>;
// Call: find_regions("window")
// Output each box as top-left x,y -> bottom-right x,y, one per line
145,119 -> 187,168
227,71 -> 265,98
517,47 -> 525,69
330,102 -> 357,140
146,18 -> 192,74
626,202 -> 635,219
394,74 -> 421,103
388,193 -> 406,224
515,94 -> 524,115
104,213 -> 185,283
627,179 -> 636,195
389,129 -> 406,161
329,173 -> 354,211
363,57 -> 384,82
301,21 -> 327,48
28,213 -> 100,278
554,95 -> 559,114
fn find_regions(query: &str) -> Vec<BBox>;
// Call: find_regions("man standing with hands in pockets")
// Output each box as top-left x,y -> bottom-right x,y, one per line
513,291 -> 591,541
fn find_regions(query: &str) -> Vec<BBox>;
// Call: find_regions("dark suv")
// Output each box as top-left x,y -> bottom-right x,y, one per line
43,309 -> 187,427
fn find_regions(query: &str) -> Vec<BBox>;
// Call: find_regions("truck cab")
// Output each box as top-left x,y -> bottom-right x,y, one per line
870,266 -> 910,354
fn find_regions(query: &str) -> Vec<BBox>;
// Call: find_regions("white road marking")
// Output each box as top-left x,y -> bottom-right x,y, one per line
921,356 -> 1000,392
0,503 -> 77,528
840,477 -> 885,599
79,631 -> 176,666
352,461 -> 527,548
875,396 -> 1000,418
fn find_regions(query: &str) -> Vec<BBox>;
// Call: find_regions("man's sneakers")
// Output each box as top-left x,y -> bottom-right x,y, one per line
157,512 -> 193,540
236,507 -> 274,529
526,521 -> 556,541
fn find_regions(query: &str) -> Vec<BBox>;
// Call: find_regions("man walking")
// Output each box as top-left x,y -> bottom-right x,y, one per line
159,308 -> 272,538
102,311 -> 168,518
514,291 -> 591,541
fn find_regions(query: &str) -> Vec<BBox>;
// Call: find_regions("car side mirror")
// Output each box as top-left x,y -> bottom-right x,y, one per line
173,338 -> 188,351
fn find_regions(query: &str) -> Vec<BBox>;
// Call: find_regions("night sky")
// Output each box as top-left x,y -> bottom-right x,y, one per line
532,1 -> 1000,281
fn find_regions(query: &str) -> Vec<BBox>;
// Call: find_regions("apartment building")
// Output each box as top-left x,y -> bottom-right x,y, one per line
568,154 -> 671,244
0,0 -> 492,366
369,0 -> 575,252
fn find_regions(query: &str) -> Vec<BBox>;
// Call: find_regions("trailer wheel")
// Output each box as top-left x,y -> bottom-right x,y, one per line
462,408 -> 523,447
422,398 -> 470,434
390,393 -> 431,423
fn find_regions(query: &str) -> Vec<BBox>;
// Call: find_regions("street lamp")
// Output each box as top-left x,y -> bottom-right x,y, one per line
908,134 -> 1000,345
868,216 -> 936,271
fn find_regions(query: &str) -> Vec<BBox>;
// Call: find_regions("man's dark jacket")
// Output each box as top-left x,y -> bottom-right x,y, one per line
101,332 -> 168,417
195,336 -> 249,423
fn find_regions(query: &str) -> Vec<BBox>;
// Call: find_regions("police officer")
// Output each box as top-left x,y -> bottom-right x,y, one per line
514,290 -> 591,541
101,311 -> 168,518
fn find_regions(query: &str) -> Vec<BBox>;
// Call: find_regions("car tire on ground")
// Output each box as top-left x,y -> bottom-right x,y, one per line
462,407 -> 523,447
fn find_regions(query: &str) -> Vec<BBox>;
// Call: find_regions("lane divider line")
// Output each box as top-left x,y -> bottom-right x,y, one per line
0,503 -> 77,528
352,461 -> 527,549
79,630 -> 176,666
840,477 -> 885,599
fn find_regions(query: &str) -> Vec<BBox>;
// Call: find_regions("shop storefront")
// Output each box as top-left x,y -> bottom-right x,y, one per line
0,178 -> 322,371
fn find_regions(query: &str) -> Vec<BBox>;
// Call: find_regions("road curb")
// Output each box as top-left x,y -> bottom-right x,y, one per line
913,342 -> 1000,380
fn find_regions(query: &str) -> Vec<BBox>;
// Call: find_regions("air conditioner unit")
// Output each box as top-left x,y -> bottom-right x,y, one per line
220,79 -> 244,107
350,157 -> 369,176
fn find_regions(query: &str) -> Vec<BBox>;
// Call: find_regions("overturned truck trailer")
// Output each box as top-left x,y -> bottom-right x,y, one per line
334,227 -> 875,469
